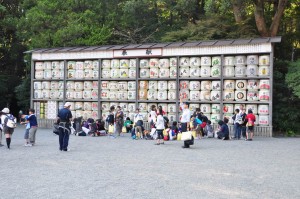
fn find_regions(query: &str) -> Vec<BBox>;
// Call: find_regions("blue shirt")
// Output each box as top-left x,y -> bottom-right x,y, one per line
27,114 -> 38,127
58,108 -> 72,122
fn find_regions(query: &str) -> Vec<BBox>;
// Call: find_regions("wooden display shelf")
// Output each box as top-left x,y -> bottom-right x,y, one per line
33,99 -> 63,101
66,78 -> 98,81
138,100 -> 177,103
100,99 -> 136,102
65,99 -> 99,102
137,78 -> 177,81
101,78 -> 136,81
223,76 -> 270,80
33,79 -> 62,81
222,101 -> 270,104
179,77 -> 220,80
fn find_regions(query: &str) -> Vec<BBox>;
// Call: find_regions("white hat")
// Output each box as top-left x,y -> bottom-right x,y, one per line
2,108 -> 9,114
64,102 -> 72,107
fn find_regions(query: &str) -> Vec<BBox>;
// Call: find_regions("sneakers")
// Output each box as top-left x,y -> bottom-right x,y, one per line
24,144 -> 32,147
63,149 -> 71,152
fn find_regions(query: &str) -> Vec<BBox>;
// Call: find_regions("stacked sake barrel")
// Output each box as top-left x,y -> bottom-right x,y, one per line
101,81 -> 136,101
67,60 -> 99,79
138,81 -> 177,101
35,61 -> 65,80
139,58 -> 177,78
67,101 -> 98,120
101,102 -> 136,121
189,104 -> 222,124
136,103 -> 177,123
33,81 -> 64,99
33,101 -> 48,119
102,59 -> 136,78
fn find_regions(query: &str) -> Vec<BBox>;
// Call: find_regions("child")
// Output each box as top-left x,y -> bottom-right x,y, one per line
21,115 -> 31,146
96,119 -> 106,136
124,117 -> 133,133
169,121 -> 178,140
217,118 -> 230,140
205,120 -> 214,138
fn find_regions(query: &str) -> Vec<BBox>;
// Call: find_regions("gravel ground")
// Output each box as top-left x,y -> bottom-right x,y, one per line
0,127 -> 299,199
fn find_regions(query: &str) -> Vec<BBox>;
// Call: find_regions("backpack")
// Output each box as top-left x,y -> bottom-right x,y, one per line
5,115 -> 17,128
195,117 -> 202,125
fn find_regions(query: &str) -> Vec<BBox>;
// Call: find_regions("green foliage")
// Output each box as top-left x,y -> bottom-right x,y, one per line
286,130 -> 296,137
15,76 -> 31,111
286,60 -> 300,98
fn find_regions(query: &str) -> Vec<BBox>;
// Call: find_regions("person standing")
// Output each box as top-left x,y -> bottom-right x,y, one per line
1,108 -> 17,149
154,107 -> 165,145
232,109 -> 242,139
57,102 -> 73,151
27,109 -> 38,146
115,106 -> 124,136
179,97 -> 192,148
134,108 -> 144,139
239,105 -> 247,139
149,105 -> 157,128
245,109 -> 256,141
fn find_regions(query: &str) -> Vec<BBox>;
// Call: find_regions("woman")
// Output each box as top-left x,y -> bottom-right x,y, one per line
1,108 -> 17,149
149,105 -> 157,128
155,107 -> 165,145
245,109 -> 256,141
115,106 -> 124,136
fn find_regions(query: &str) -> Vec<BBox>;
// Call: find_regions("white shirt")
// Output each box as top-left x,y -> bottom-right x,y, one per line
149,111 -> 157,123
156,115 -> 165,130
234,113 -> 242,124
134,113 -> 143,123
180,103 -> 191,123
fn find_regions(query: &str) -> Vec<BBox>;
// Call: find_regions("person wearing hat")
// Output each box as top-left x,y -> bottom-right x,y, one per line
57,102 -> 73,151
0,108 -> 16,149
179,97 -> 193,148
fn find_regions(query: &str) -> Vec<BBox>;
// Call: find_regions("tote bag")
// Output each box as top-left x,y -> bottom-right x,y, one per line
181,131 -> 192,141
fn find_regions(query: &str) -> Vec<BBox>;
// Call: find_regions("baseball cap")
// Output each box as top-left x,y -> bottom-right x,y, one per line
64,102 -> 72,107
2,108 -> 9,114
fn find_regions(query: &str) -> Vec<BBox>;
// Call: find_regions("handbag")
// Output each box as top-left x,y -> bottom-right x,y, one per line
108,124 -> 114,134
177,133 -> 182,141
122,126 -> 127,133
181,131 -> 192,141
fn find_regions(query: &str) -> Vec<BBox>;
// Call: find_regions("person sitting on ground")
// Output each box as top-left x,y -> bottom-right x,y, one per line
81,118 -> 94,135
169,121 -> 179,140
217,118 -> 230,140
95,119 -> 106,136
205,120 -> 214,138
124,117 -> 133,133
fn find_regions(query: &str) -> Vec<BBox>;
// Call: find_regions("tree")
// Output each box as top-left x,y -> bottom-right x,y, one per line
286,60 -> 300,98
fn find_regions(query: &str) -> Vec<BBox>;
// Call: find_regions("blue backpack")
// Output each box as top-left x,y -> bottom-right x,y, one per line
195,117 -> 202,125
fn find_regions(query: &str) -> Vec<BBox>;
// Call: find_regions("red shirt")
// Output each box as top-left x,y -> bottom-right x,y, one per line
246,114 -> 256,126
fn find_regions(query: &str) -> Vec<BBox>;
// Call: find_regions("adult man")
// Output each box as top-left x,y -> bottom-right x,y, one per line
27,109 -> 38,146
134,108 -> 144,139
180,97 -> 192,148
57,102 -> 72,151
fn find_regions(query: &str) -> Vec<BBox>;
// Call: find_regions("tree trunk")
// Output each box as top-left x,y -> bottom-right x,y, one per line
253,0 -> 270,37
270,0 -> 288,37
232,0 -> 245,23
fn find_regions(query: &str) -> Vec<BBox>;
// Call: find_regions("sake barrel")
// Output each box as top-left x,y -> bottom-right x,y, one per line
259,90 -> 270,101
83,102 -> 92,111
102,69 -> 110,78
128,68 -> 136,78
247,80 -> 259,90
34,90 -> 42,99
102,60 -> 111,68
76,62 -> 84,70
43,62 -> 52,70
128,81 -> 136,90
258,66 -> 270,76
118,81 -> 128,90
200,66 -> 211,77
210,91 -> 221,101
211,81 -> 221,91
150,67 -> 159,78
189,81 -> 201,91
211,104 -> 221,114
189,67 -> 200,77
211,114 -> 221,124
224,56 -> 235,66
211,65 -> 221,77
224,80 -> 235,90
140,112 -> 148,121
51,61 -> 60,70
139,81 -> 149,89
159,59 -> 169,68
83,61 -> 92,69
120,59 -> 129,68
75,110 -> 83,118
235,90 -> 247,101
159,68 -> 170,78
190,57 -> 201,67
43,70 -> 52,79
223,104 -> 234,114
67,61 -> 75,70
35,71 -> 44,79
57,90 -> 64,99
168,81 -> 177,90
169,58 -> 177,67
50,81 -> 59,90
109,90 -> 118,100
67,70 -> 75,79
42,81 -> 51,90
234,104 -> 245,112
74,91 -> 83,99
83,90 -> 92,99
247,90 -> 259,101
149,58 -> 159,67
128,89 -> 136,100
56,81 -> 63,90
169,67 -> 177,77
91,102 -> 98,111
83,111 -> 92,120
179,89 -> 189,100
148,81 -> 158,90
118,91 -> 128,100
180,57 -> 190,67
259,115 -> 269,126
139,103 -> 148,112
168,104 -> 176,113
224,66 -> 235,77
259,79 -> 270,90
258,105 -> 269,115
101,112 -> 109,120
35,62 -> 44,70
201,57 -> 211,66
179,67 -> 189,77
245,104 -> 258,114
111,59 -> 120,68
200,104 -> 211,114
84,69 -> 93,79
140,69 -> 150,78
101,102 -> 110,111
247,65 -> 258,77
200,91 -> 211,101
128,103 -> 136,112
75,70 -> 84,79
34,81 -> 42,90
157,81 -> 168,90
140,59 -> 149,68
101,81 -> 109,90
157,90 -> 168,100
224,114 -> 234,124
190,91 -> 200,101
109,81 -> 118,90
58,70 -> 64,79
189,104 -> 200,112
168,90 -> 176,100
41,90 -> 50,99
129,59 -> 137,68
91,111 -> 98,119
101,90 -> 109,99
223,90 -> 234,101
179,81 -> 189,90
247,55 -> 259,65
92,60 -> 99,70
259,55 -> 270,66
59,61 -> 64,70
212,56 -> 221,66
235,80 -> 247,90
139,89 -> 148,100
110,69 -> 120,78
235,56 -> 247,66
235,65 -> 247,77
119,68 -> 129,78
91,90 -> 98,99
74,82 -> 84,90
84,81 -> 93,90
119,103 -> 128,112
201,81 -> 212,91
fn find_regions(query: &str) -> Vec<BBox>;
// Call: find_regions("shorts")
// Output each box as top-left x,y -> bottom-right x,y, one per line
156,129 -> 164,139
247,126 -> 254,132
24,129 -> 30,139
3,127 -> 14,135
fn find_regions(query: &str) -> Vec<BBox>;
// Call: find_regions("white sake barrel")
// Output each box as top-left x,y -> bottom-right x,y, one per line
139,81 -> 149,89
247,65 -> 258,77
224,56 -> 235,66
158,81 -> 168,90
92,61 -> 99,70
223,104 -> 234,114
259,115 -> 269,126
259,90 -> 270,101
139,103 -> 148,112
101,90 -> 109,99
119,68 -> 129,78
67,61 -> 75,70
101,102 -> 110,111
35,71 -> 44,79
43,62 -> 52,70
180,57 -> 190,67
83,102 -> 92,111
258,66 -> 270,76
91,102 -> 98,111
224,114 -> 234,124
41,90 -> 50,99
247,80 -> 259,90
149,67 -> 159,78
168,81 -> 177,90
50,69 -> 59,79
57,81 -> 63,90
118,81 -> 128,90
211,114 -> 221,124
42,81 -> 51,90
76,62 -> 84,70
179,89 -> 189,100
247,91 -> 259,101
34,82 -> 42,90
34,90 -> 42,99
128,68 -> 136,78
247,55 -> 259,65
35,62 -> 44,70
59,70 -> 64,79
159,59 -> 169,68
210,91 -> 221,101
83,81 -> 93,90
84,61 -> 92,69
109,81 -> 118,90
169,67 -> 177,78
259,79 -> 270,90
128,103 -> 136,112
189,67 -> 200,77
101,81 -> 109,90
211,81 -> 221,91
119,103 -> 128,112
92,81 -> 98,90
92,70 -> 99,79
179,67 -> 189,77
224,80 -> 235,90
50,81 -> 59,90
201,81 -> 212,91
84,69 -> 93,79
83,90 -> 92,99
235,56 -> 247,66
75,110 -> 83,118
43,70 -> 52,79
140,59 -> 149,68
259,55 -> 270,66
109,90 -> 118,100
75,70 -> 84,79
157,90 -> 168,100
120,59 -> 129,68
258,105 -> 269,115
159,68 -> 170,78
91,111 -> 98,119
190,57 -> 201,67
140,68 -> 150,78
201,57 -> 211,66
235,65 -> 247,77
101,111 -> 109,120
51,61 -> 60,70
235,90 -> 247,101
179,81 -> 189,90
74,82 -> 84,91
110,69 -> 120,78
102,60 -> 111,69
200,91 -> 211,101
128,81 -> 136,90
189,104 -> 200,112
247,104 -> 258,114
211,104 -> 221,114
200,104 -> 211,114
68,70 -> 75,79
139,89 -> 148,100
129,59 -> 136,68
111,59 -> 120,68
148,81 -> 158,90
169,58 -> 177,67
74,91 -> 83,99
118,91 -> 128,100
224,66 -> 235,77
168,104 -> 176,113
211,65 -> 221,77
102,69 -> 110,78
59,61 -> 64,70
190,91 -> 200,101
149,58 -> 159,67
223,90 -> 234,101
235,80 -> 247,90
212,56 -> 221,66
57,90 -> 63,99
200,66 -> 211,77
189,81 -> 201,91
91,90 -> 98,99
168,90 -> 176,100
